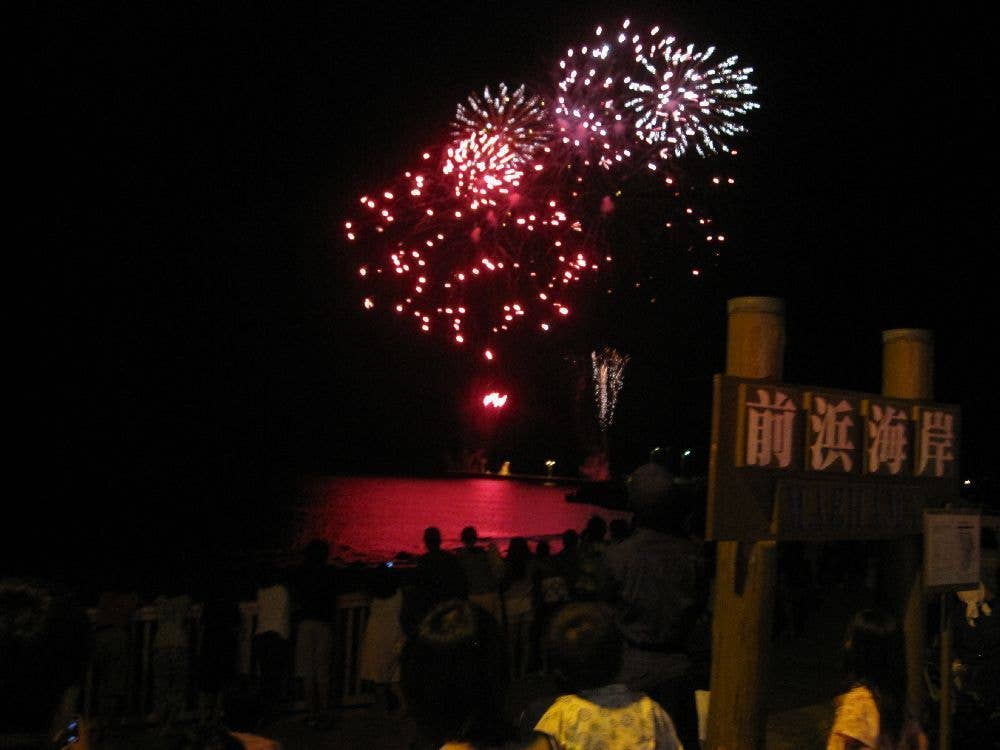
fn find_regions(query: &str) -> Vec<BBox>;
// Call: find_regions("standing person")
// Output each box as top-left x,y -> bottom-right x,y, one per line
601,460 -> 708,750
529,539 -> 569,674
826,608 -> 928,750
196,574 -> 241,725
91,580 -> 139,727
573,515 -> 610,601
152,577 -> 194,728
608,518 -> 632,545
554,529 -> 580,597
0,577 -> 94,750
500,537 -> 534,679
252,565 -> 291,727
359,563 -> 406,715
456,526 -> 503,624
400,526 -> 467,638
533,602 -> 683,750
292,539 -> 337,729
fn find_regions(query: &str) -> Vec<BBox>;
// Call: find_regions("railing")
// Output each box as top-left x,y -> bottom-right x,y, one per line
82,593 -> 375,721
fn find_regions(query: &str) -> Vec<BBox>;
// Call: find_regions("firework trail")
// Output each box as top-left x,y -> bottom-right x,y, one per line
592,346 -> 629,430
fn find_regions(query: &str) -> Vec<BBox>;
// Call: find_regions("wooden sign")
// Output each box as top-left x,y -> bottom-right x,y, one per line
707,375 -> 961,540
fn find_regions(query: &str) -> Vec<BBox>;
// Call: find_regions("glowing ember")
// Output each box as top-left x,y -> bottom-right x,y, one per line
483,392 -> 509,408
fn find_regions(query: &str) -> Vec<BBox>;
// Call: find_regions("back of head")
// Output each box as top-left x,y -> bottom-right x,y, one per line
843,608 -> 906,742
547,602 -> 623,692
844,608 -> 902,685
400,599 -> 511,746
584,515 -> 607,544
460,526 -> 478,547
304,538 -> 330,568
0,578 -> 92,734
368,563 -> 399,599
609,518 -> 631,542
561,528 -> 578,551
626,461 -> 683,532
423,526 -> 442,552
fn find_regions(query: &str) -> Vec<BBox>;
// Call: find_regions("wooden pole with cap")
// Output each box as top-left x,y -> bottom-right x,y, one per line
881,328 -> 933,741
705,296 -> 784,750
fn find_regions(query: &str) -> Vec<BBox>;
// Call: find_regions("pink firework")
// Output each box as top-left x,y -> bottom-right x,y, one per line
554,20 -> 637,170
444,84 -> 552,203
345,144 -> 606,355
554,20 -> 758,169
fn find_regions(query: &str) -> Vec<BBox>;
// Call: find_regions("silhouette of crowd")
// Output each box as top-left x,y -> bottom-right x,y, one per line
9,457 -> 991,750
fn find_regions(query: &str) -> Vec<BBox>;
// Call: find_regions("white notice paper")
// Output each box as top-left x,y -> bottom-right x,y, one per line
923,510 -> 981,592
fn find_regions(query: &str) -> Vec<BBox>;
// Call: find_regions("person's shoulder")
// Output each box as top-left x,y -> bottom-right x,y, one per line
839,685 -> 876,707
830,685 -> 879,748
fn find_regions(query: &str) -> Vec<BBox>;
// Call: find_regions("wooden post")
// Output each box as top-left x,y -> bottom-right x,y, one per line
938,593 -> 952,750
881,328 -> 932,726
705,297 -> 784,750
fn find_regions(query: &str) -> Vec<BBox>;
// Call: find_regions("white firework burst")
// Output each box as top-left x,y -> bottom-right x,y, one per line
625,32 -> 759,159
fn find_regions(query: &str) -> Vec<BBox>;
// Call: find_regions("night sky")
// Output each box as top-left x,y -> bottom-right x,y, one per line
21,3 -> 996,576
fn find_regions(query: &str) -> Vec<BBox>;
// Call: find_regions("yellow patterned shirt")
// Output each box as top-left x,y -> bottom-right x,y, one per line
827,686 -> 927,750
534,685 -> 683,750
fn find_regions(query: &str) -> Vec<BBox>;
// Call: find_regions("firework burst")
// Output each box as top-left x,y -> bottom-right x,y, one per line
343,25 -> 759,362
554,21 -> 636,170
451,83 -> 551,161
444,84 -> 552,202
345,143 -> 607,356
625,30 -> 759,159
554,20 -> 758,169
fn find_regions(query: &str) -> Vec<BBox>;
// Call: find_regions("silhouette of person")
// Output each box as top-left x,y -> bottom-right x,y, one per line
400,526 -> 467,638
252,564 -> 291,727
601,460 -> 708,749
400,599 -> 550,750
92,577 -> 139,726
501,537 -> 534,678
196,575 -> 241,725
456,526 -> 503,624
827,609 -> 928,750
152,574 -> 194,727
0,577 -> 93,749
292,539 -> 337,728
533,602 -> 683,750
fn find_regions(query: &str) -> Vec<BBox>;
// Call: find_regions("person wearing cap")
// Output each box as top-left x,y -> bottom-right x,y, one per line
601,460 -> 709,750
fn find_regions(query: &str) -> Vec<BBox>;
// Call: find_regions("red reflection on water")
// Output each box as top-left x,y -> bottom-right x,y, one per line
296,476 -> 630,563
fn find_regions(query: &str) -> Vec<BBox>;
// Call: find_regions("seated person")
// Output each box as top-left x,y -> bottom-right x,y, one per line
534,602 -> 683,750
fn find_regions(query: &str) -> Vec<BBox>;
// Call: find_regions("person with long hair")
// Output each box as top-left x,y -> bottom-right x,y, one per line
827,609 -> 927,750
